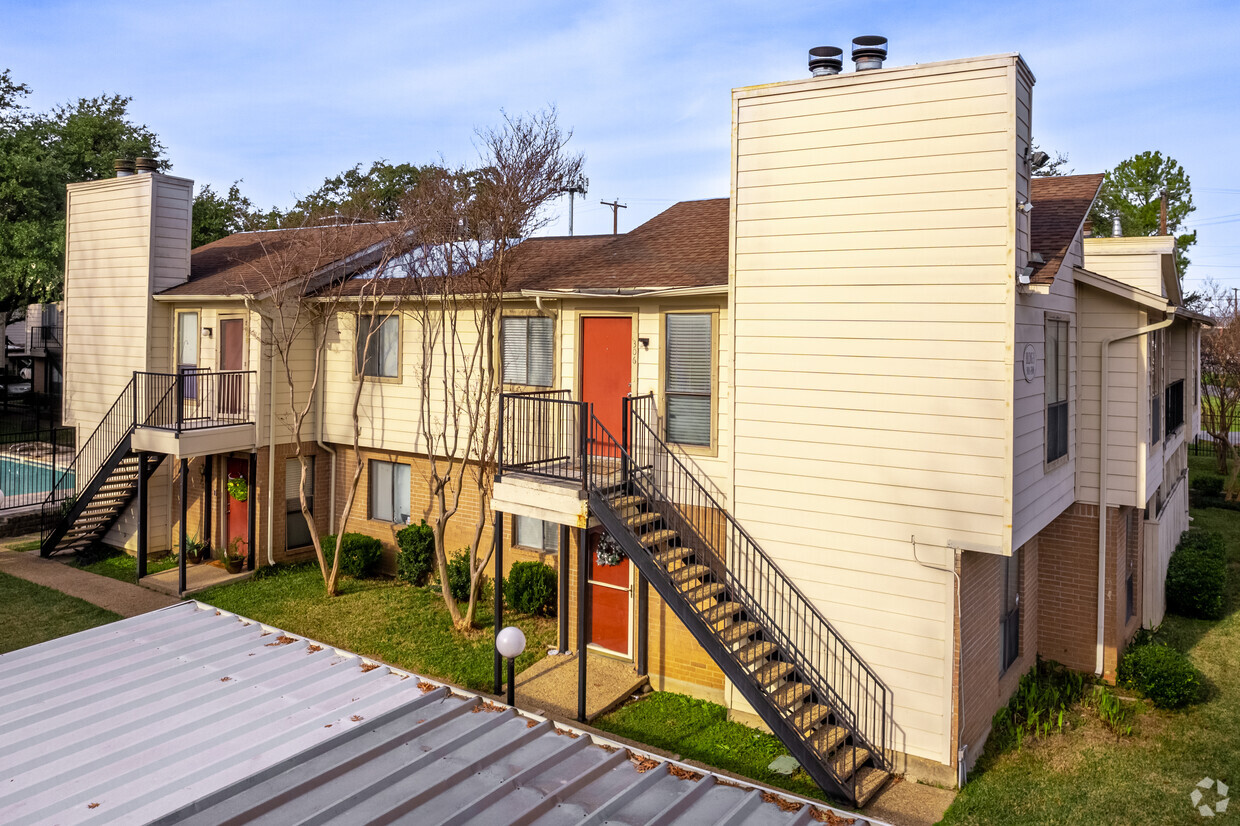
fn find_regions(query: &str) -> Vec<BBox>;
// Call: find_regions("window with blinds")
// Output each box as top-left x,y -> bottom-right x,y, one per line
1045,318 -> 1069,463
501,316 -> 553,386
665,313 -> 713,446
369,460 -> 411,524
356,315 -> 399,378
514,515 -> 558,553
285,456 -> 315,550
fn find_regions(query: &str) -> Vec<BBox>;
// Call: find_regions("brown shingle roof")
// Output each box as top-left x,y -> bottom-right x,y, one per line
1029,173 -> 1105,285
511,198 -> 728,291
162,223 -> 399,297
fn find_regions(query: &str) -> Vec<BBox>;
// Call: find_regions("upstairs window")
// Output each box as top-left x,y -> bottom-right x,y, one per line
501,316 -> 554,387
356,315 -> 399,378
1149,329 -> 1163,445
1045,317 -> 1069,464
665,313 -> 713,447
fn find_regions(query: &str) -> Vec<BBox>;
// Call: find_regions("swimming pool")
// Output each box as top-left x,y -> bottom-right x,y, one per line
0,456 -> 74,501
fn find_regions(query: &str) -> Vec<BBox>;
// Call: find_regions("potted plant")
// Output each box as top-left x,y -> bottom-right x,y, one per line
222,537 -> 245,574
181,535 -> 208,564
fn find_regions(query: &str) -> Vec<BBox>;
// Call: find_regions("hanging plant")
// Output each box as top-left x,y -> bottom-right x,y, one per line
595,533 -> 624,567
227,475 -> 248,502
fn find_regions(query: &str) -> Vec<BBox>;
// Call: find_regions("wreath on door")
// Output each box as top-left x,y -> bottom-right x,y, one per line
595,533 -> 624,567
227,475 -> 248,502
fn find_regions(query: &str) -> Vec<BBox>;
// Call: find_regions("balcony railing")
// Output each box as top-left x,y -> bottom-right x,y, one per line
25,324 -> 62,354
1165,379 -> 1185,437
135,370 -> 255,433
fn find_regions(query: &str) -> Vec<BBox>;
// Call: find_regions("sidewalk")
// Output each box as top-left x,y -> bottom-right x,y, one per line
0,546 -> 179,618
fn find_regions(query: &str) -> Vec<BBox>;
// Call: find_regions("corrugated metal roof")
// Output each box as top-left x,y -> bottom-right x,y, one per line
0,602 -> 882,826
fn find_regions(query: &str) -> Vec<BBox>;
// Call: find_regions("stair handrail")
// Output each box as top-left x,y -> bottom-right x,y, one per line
614,401 -> 892,773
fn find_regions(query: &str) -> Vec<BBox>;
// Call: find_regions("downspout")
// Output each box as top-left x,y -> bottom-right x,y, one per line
266,338 -> 277,566
315,323 -> 337,534
1096,309 -> 1176,675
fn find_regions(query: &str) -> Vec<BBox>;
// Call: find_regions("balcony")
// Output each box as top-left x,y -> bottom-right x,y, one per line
131,370 -> 257,457
25,324 -> 62,355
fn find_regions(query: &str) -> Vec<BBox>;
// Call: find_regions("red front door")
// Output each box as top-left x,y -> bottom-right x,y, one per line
226,457 -> 249,558
588,531 -> 631,655
580,317 -> 632,443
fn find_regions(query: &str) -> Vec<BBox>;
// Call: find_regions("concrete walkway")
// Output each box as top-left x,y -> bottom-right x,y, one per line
514,651 -> 649,722
0,547 -> 179,618
142,563 -> 253,597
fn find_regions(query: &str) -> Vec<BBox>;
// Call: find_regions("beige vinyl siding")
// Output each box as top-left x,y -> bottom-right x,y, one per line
729,54 -> 1027,764
1082,237 -> 1173,296
1011,241 -> 1081,549
1074,286 -> 1143,508
150,178 -> 192,293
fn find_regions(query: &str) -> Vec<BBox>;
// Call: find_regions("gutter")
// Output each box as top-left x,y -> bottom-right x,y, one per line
1096,308 -> 1176,675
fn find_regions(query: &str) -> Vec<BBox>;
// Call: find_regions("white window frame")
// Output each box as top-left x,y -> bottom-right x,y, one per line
513,515 -> 559,553
369,459 -> 411,524
1045,315 -> 1069,467
663,311 -> 716,451
356,314 -> 400,379
501,315 -> 554,387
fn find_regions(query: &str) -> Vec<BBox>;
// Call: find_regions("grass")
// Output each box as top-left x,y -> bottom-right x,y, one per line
0,570 -> 120,654
69,547 -> 177,583
941,453 -> 1240,825
7,539 -> 42,552
195,563 -> 556,692
593,691 -> 833,803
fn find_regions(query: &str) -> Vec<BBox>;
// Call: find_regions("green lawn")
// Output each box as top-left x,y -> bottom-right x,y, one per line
194,564 -> 557,692
0,571 -> 120,654
594,691 -> 832,804
6,539 -> 42,552
942,454 -> 1240,826
70,548 -> 177,583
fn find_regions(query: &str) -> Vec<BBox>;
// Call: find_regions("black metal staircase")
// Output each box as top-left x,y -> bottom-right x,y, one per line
40,370 -> 253,557
499,392 -> 893,807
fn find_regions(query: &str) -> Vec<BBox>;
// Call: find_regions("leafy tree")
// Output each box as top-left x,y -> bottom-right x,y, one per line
1088,150 -> 1196,274
0,70 -> 165,310
287,160 -> 433,222
1031,143 -> 1072,177
191,182 -> 279,247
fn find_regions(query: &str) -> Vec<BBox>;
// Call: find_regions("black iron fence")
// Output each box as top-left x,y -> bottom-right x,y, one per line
135,369 -> 254,432
26,323 -> 62,353
498,390 -> 583,483
0,424 -> 74,512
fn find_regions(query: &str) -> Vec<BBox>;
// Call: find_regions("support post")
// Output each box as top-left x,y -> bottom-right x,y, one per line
577,526 -> 589,722
493,510 -> 504,696
178,456 -> 188,596
559,523 -> 569,651
137,451 -> 148,580
203,456 -> 213,552
247,450 -> 257,570
636,572 -> 649,676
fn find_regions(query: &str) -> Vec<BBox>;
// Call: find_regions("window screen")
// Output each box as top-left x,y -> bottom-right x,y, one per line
665,314 -> 713,446
1046,318 -> 1069,463
357,315 -> 399,378
501,316 -> 553,386
515,515 -> 559,553
285,456 -> 315,549
370,460 -> 411,523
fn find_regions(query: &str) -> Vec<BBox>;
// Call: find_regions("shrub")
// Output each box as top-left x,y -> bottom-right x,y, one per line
1166,530 -> 1227,620
446,548 -> 485,602
1118,643 -> 1204,709
322,532 -> 383,579
1191,475 -> 1225,497
396,521 -> 435,585
505,561 -> 557,616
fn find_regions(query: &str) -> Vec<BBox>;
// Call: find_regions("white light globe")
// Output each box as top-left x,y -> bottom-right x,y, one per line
496,626 -> 527,660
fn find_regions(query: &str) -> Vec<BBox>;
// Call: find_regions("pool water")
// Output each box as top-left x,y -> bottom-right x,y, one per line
0,457 -> 74,498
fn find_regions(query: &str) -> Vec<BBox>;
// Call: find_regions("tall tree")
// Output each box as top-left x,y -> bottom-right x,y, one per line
1198,280 -> 1240,487
1088,150 -> 1196,274
0,70 -> 165,310
192,182 -> 279,248
288,161 -> 433,222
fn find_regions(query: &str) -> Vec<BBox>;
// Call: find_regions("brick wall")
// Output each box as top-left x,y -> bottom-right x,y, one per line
1036,502 -> 1140,681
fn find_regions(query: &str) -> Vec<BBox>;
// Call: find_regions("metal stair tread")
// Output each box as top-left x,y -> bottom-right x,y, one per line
682,581 -> 726,603
807,723 -> 848,756
638,528 -> 678,548
718,619 -> 759,646
669,563 -> 711,585
654,546 -> 692,567
792,703 -> 833,734
624,511 -> 660,529
770,681 -> 810,709
701,601 -> 740,628
736,640 -> 777,666
853,767 -> 890,807
750,659 -> 794,688
829,746 -> 870,782
609,494 -> 644,511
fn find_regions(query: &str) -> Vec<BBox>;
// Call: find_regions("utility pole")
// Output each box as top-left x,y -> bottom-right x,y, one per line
600,199 -> 627,235
560,174 -> 588,236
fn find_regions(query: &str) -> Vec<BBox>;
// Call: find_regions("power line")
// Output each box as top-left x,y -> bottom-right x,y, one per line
600,199 -> 627,235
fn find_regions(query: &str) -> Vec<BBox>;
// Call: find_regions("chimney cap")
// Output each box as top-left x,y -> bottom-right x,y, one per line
134,157 -> 158,173
808,46 -> 844,76
114,158 -> 136,177
851,35 -> 888,70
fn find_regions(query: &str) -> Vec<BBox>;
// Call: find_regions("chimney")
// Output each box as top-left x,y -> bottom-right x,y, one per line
851,36 -> 888,71
1112,214 -> 1123,237
134,157 -> 158,174
808,46 -> 844,76
114,158 -> 135,177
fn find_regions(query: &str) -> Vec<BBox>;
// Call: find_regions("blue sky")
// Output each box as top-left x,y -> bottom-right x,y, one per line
3,0 -> 1238,291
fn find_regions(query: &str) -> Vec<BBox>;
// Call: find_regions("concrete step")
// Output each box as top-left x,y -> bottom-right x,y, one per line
638,528 -> 678,548
853,767 -> 890,807
669,563 -> 711,587
750,659 -> 795,689
736,640 -> 777,667
770,682 -> 810,710
682,581 -> 726,605
624,511 -> 661,530
807,722 -> 847,755
654,546 -> 693,567
830,745 -> 870,782
792,702 -> 832,733
719,619 -> 759,647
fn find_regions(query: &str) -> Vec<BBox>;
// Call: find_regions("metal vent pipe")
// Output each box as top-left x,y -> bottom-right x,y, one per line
851,35 -> 888,70
808,46 -> 844,76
